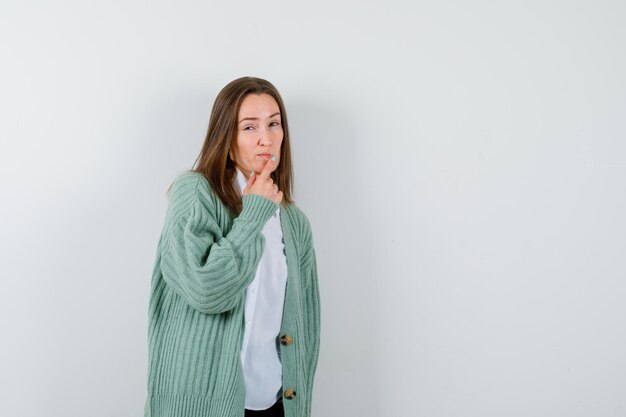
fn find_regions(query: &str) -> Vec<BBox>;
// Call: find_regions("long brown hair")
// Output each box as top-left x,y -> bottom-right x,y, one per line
167,76 -> 295,216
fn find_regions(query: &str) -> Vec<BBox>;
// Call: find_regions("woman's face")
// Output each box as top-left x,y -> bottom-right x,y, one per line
230,93 -> 283,180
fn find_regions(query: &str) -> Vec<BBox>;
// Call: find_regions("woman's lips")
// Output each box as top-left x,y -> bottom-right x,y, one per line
258,153 -> 271,158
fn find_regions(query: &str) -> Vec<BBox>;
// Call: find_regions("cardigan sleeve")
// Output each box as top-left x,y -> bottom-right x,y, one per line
159,173 -> 278,314
301,228 -> 321,412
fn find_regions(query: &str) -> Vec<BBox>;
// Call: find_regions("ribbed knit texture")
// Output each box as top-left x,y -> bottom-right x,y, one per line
144,172 -> 320,417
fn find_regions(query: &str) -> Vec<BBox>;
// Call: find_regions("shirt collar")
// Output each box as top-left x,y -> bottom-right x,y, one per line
234,167 -> 247,194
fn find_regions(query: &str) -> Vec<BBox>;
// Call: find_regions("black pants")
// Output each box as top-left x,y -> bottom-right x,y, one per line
244,398 -> 284,417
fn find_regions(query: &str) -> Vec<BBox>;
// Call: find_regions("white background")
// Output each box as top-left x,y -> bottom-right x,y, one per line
1,1 -> 625,416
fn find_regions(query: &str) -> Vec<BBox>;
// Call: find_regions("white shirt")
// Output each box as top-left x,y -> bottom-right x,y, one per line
234,168 -> 289,410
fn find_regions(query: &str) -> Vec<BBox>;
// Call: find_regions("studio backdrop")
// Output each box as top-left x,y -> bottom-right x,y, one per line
1,1 -> 624,416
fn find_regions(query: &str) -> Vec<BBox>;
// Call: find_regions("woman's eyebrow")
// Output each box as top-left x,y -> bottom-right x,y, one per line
238,112 -> 281,124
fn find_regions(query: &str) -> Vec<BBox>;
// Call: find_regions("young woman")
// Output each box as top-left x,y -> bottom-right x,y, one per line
144,77 -> 321,417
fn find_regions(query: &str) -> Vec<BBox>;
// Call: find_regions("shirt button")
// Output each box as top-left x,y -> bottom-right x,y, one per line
284,388 -> 296,400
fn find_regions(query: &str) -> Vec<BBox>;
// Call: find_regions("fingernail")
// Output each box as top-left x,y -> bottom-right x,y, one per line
271,155 -> 276,161
250,171 -> 254,176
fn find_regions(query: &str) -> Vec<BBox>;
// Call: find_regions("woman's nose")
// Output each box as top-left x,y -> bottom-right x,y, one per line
259,133 -> 272,146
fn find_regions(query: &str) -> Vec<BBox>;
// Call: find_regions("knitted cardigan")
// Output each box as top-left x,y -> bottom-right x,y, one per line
144,172 -> 320,417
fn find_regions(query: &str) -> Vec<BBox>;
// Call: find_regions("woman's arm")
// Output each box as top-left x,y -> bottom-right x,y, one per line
301,227 -> 321,409
159,173 -> 278,314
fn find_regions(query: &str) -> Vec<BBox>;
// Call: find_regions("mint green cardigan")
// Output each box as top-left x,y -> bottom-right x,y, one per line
144,172 -> 321,417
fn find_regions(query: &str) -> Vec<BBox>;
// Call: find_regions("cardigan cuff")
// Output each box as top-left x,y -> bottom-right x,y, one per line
239,194 -> 278,225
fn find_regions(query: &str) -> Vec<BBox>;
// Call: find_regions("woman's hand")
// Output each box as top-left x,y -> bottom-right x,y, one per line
243,155 -> 283,205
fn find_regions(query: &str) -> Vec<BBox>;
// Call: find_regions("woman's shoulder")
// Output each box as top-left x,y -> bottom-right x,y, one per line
167,171 -> 216,212
286,204 -> 317,271
169,171 -> 215,196
170,171 -> 209,191
285,204 -> 314,243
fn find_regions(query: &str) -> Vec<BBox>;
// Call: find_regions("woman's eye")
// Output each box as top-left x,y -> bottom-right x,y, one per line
244,122 -> 279,130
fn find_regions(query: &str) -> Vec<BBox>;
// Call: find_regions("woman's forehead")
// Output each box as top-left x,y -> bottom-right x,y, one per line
238,93 -> 280,117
